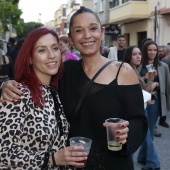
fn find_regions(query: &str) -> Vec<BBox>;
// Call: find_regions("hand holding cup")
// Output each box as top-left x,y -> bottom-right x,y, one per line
103,118 -> 129,151
146,64 -> 157,80
69,136 -> 92,168
53,145 -> 87,167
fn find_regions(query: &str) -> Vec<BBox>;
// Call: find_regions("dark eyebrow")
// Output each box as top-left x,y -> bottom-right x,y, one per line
73,23 -> 98,29
35,43 -> 58,49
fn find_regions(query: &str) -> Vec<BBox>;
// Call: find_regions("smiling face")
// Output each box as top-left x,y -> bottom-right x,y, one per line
69,12 -> 104,57
30,33 -> 61,85
117,37 -> 126,49
130,47 -> 141,67
147,44 -> 157,61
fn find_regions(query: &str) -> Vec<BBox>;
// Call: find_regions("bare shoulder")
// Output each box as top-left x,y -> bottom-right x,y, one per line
114,62 -> 139,85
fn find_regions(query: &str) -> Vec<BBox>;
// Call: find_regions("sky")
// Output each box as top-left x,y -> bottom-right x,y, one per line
19,0 -> 67,23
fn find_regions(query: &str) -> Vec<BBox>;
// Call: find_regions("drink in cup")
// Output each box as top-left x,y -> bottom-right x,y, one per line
69,136 -> 92,168
146,64 -> 156,77
105,118 -> 122,151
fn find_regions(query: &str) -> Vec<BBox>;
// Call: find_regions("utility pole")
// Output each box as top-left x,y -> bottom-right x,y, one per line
8,15 -> 12,37
3,0 -> 12,38
154,6 -> 157,43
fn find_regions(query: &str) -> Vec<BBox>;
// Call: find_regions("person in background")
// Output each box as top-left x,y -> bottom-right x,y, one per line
0,7 -> 148,170
0,27 -> 87,169
137,40 -> 170,170
140,38 -> 163,137
6,37 -> 16,56
70,43 -> 81,59
157,45 -> 170,129
158,45 -> 166,61
162,45 -> 170,72
123,45 -> 157,93
0,40 -> 13,86
102,46 -> 109,58
9,37 -> 25,64
123,45 -> 156,169
108,35 -> 126,61
123,46 -> 159,170
59,35 -> 79,62
0,39 -> 8,55
140,38 -> 152,51
5,37 -> 25,80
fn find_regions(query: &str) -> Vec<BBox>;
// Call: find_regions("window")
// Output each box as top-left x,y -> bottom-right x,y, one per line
100,0 -> 104,12
122,0 -> 129,3
94,2 -> 97,12
110,0 -> 119,8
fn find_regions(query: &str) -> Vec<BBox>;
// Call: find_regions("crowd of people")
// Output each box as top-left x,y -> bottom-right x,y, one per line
0,5 -> 169,170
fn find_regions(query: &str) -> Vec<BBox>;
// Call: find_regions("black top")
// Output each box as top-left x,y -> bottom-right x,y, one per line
59,59 -> 147,170
102,51 -> 109,58
0,56 -> 13,78
0,64 -> 10,76
118,48 -> 126,61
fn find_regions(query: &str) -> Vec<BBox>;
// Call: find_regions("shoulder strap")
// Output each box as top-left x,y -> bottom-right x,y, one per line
115,62 -> 124,80
74,60 -> 113,117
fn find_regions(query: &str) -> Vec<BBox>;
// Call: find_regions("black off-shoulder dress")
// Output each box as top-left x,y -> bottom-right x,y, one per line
59,59 -> 148,170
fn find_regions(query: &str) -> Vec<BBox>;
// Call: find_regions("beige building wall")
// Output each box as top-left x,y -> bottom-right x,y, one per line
122,20 -> 148,45
156,15 -> 170,45
82,0 -> 93,9
54,6 -> 62,31
150,0 -> 170,45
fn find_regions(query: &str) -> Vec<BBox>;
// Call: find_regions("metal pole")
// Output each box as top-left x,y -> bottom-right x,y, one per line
154,6 -> 157,43
9,15 -> 12,37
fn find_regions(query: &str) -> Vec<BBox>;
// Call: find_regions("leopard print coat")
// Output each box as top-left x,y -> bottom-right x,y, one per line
0,84 -> 69,170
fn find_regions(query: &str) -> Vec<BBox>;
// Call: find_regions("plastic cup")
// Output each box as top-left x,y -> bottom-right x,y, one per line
69,136 -> 92,168
146,64 -> 156,78
105,118 -> 122,151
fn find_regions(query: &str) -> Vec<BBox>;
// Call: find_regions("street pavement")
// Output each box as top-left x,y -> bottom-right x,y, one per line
134,112 -> 170,170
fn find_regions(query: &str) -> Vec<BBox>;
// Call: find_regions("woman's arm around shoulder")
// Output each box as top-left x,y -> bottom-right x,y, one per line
0,80 -> 22,103
118,62 -> 139,85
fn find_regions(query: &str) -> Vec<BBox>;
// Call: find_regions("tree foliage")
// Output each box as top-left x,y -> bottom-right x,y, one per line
0,0 -> 22,36
17,22 -> 44,38
0,0 -> 44,39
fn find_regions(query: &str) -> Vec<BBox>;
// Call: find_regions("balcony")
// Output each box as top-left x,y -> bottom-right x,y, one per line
109,0 -> 150,24
70,0 -> 81,7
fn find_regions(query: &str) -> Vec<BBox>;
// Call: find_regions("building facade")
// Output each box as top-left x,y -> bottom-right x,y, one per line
54,0 -> 170,46
109,0 -> 170,47
54,0 -> 93,36
54,4 -> 67,35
